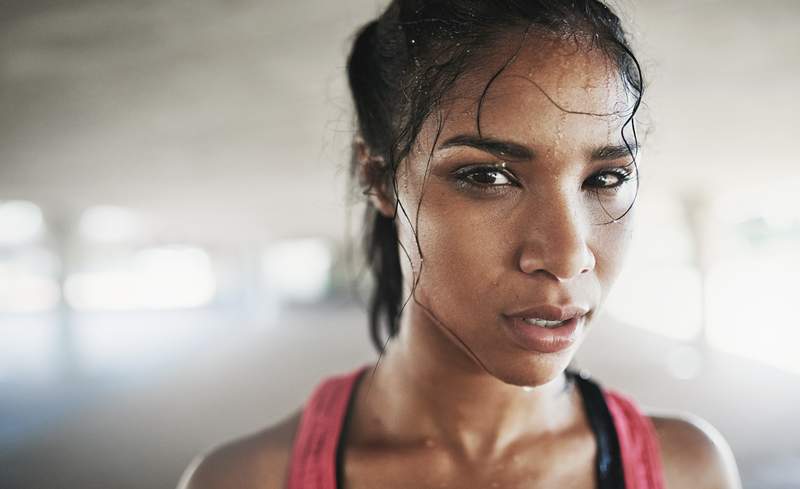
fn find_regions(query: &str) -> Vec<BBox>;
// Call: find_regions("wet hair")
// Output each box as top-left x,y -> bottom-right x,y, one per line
346,0 -> 644,352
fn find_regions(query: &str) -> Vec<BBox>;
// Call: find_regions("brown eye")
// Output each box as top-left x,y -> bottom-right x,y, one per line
465,169 -> 512,186
453,165 -> 517,191
586,168 -> 634,190
595,173 -> 621,187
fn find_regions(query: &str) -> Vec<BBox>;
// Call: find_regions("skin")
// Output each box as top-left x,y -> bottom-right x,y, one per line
180,34 -> 742,489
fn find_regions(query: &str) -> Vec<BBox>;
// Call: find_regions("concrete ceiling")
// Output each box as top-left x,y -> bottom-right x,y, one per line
0,0 -> 798,245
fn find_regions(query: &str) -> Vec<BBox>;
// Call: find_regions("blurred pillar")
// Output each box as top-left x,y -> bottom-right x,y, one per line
239,243 -> 277,327
49,212 -> 80,381
682,191 -> 715,350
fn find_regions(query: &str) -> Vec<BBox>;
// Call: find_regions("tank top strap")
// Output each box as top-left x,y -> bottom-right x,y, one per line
571,371 -> 666,489
604,389 -> 667,489
572,372 -> 626,488
285,366 -> 368,489
286,366 -> 664,489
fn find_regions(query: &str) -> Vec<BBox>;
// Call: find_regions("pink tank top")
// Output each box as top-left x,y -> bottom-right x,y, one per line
286,366 -> 665,489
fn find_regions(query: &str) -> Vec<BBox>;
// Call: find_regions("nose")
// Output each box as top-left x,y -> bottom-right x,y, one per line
517,193 -> 596,282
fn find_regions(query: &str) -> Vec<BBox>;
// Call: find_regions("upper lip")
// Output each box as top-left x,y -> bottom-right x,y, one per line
504,304 -> 590,322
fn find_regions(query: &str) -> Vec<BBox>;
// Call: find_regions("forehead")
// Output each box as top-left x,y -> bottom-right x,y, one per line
418,34 -> 634,151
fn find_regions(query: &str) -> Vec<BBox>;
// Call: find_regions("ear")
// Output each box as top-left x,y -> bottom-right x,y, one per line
354,136 -> 396,218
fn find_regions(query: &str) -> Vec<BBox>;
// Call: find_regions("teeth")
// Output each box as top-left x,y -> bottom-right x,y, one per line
523,318 -> 566,329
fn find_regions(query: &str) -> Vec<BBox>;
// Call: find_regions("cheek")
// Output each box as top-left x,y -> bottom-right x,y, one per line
396,179 -> 635,317
408,196 -> 512,312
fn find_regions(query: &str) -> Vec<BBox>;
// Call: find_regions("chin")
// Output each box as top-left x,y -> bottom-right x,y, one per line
484,348 -> 577,388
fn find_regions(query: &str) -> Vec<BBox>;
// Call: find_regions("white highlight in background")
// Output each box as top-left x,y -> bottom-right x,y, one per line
0,247 -> 60,313
78,205 -> 147,243
0,264 -> 60,313
606,264 -> 703,341
705,182 -> 800,375
706,252 -> 800,375
65,245 -> 216,311
262,238 -> 333,304
604,191 -> 703,340
0,200 -> 44,246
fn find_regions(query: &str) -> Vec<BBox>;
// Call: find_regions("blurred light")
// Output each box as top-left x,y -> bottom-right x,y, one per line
263,238 -> 333,303
666,345 -> 703,380
0,247 -> 60,313
607,264 -> 703,340
706,186 -> 800,375
605,192 -> 703,340
14,246 -> 60,276
707,252 -> 800,375
626,192 -> 696,264
0,262 -> 60,313
0,200 -> 44,246
73,311 -> 225,375
64,245 -> 216,311
714,178 -> 800,227
78,205 -> 146,243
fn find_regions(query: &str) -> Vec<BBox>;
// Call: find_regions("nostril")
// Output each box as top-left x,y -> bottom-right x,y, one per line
518,243 -> 595,281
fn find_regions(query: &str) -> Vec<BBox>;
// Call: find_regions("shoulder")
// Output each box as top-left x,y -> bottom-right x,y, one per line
177,410 -> 302,489
649,413 -> 742,489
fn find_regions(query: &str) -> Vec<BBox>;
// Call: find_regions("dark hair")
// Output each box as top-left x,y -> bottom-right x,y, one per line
346,0 -> 644,352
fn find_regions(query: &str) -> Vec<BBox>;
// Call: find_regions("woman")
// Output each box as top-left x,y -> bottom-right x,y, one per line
180,1 -> 741,487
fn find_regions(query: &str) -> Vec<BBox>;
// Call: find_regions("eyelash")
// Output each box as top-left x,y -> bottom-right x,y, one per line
585,166 -> 637,191
453,164 -> 636,194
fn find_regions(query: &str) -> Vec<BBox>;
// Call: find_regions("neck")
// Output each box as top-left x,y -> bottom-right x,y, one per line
357,302 -> 579,461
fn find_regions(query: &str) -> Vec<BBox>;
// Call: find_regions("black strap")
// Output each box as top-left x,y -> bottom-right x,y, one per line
568,369 -> 626,489
335,368 -> 368,487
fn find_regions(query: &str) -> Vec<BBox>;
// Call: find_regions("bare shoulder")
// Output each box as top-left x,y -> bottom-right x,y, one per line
177,410 -> 302,489
649,413 -> 741,489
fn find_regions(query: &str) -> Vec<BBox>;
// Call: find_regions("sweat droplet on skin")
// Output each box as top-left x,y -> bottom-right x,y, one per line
555,112 -> 567,147
553,66 -> 568,149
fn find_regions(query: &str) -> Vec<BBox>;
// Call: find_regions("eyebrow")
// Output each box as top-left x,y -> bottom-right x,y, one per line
591,143 -> 639,161
437,134 -> 638,162
437,135 -> 534,160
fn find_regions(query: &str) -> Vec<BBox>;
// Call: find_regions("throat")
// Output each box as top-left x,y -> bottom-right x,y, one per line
352,356 -> 580,463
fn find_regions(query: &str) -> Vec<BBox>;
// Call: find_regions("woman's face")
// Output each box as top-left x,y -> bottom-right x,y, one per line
384,35 -> 638,387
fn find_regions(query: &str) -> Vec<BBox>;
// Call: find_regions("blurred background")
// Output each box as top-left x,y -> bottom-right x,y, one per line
0,0 -> 798,488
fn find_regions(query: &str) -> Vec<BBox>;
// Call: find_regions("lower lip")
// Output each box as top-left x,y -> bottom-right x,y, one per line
503,315 -> 583,354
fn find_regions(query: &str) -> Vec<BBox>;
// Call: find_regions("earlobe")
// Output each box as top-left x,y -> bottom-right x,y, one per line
354,137 -> 396,218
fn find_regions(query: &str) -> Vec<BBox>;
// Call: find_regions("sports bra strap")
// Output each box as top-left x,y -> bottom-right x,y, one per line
605,390 -> 666,489
286,367 -> 665,489
572,372 -> 626,488
285,367 -> 367,489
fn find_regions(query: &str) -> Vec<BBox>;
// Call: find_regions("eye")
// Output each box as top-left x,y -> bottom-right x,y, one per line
585,166 -> 635,190
453,164 -> 518,192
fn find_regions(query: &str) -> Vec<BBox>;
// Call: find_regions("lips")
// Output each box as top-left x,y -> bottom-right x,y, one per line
504,304 -> 590,322
502,304 -> 590,354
